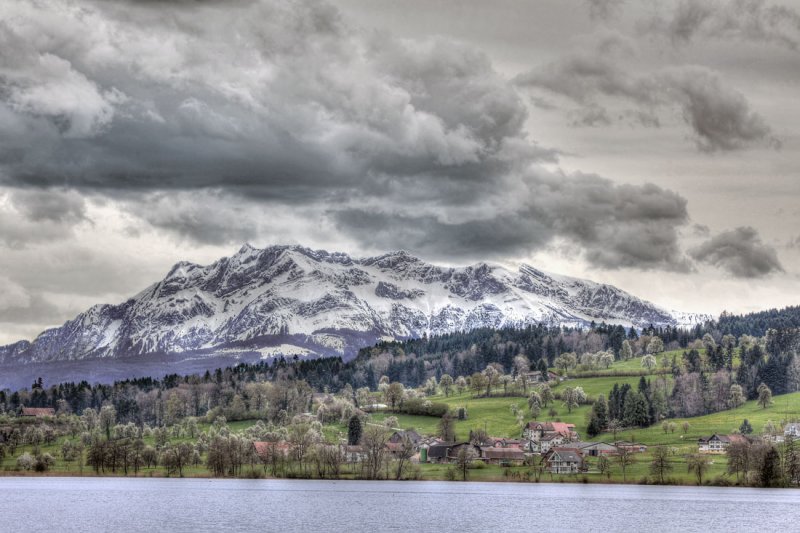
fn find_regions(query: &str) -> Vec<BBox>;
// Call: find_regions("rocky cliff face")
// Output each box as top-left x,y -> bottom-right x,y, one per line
0,244 -> 708,364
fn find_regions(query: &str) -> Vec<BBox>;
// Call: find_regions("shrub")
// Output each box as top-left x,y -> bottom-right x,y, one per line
16,453 -> 34,471
470,460 -> 486,470
34,453 -> 56,472
397,398 -> 448,417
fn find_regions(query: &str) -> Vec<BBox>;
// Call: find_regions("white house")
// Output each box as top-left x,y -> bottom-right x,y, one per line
785,423 -> 800,438
544,448 -> 583,474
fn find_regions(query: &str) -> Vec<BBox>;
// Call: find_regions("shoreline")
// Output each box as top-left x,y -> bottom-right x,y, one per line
0,470 -> 773,489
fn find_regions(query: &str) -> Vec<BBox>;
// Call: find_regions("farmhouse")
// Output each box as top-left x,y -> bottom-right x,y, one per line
523,420 -> 578,453
614,441 -> 648,453
698,434 -> 750,454
252,441 -> 291,461
488,438 -> 523,449
524,370 -> 561,384
574,442 -> 619,457
20,407 -> 55,417
785,423 -> 800,438
480,447 -> 527,466
544,447 -> 584,474
388,429 -> 422,446
426,442 -> 456,464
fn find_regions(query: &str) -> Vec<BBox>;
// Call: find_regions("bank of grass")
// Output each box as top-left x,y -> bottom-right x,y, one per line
596,391 -> 800,448
5,358 -> 800,486
370,373 -> 652,439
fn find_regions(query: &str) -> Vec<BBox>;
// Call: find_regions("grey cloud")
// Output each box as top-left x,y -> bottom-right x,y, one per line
661,66 -> 779,152
9,188 -> 88,223
0,0 -> 700,273
128,192 -> 261,246
334,173 -> 692,271
689,226 -> 784,277
648,0 -> 800,50
0,189 -> 90,247
515,37 -> 779,151
585,0 -> 626,20
0,0 -> 528,197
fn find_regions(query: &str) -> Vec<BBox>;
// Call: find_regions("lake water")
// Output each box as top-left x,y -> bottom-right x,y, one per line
0,477 -> 797,532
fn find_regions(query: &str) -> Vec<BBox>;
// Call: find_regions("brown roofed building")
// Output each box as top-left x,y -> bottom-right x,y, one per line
21,407 -> 55,418
480,447 -> 527,466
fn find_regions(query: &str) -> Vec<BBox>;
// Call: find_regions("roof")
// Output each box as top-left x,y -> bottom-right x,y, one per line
540,433 -> 564,442
575,442 -> 618,451
699,434 -> 733,444
490,438 -> 522,448
614,441 -> 647,448
345,445 -> 365,453
525,421 -> 575,436
388,429 -> 422,444
548,448 -> 583,463
481,447 -> 527,460
427,442 -> 457,458
252,441 -> 290,458
21,407 -> 55,417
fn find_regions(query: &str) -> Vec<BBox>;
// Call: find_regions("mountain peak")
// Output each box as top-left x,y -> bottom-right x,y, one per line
0,244 -> 710,369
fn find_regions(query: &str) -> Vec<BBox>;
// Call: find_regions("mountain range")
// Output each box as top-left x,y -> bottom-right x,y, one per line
0,244 -> 708,374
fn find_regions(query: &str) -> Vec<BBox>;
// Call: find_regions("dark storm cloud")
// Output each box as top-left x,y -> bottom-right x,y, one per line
0,0 -> 704,271
648,0 -> 800,50
689,226 -> 784,277
9,188 -> 87,223
334,173 -> 692,271
514,34 -> 779,152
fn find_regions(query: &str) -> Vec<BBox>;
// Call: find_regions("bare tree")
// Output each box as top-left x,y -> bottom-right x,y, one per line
687,454 -> 711,485
455,445 -> 477,481
393,434 -> 415,480
361,425 -> 389,480
649,446 -> 673,484
616,447 -> 635,482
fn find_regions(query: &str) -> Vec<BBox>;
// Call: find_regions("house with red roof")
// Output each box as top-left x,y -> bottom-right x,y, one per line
20,407 -> 55,418
522,420 -> 578,453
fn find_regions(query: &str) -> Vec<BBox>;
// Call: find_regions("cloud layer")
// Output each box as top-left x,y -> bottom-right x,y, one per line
0,0 -> 795,346
0,0 -> 701,270
514,32 -> 779,152
690,226 -> 784,277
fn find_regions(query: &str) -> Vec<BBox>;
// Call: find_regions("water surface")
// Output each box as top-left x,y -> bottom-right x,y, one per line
0,477 -> 796,532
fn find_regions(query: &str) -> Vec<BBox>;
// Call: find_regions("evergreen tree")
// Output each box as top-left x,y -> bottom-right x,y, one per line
587,395 -> 609,438
622,391 -> 650,428
739,419 -> 753,435
347,415 -> 362,445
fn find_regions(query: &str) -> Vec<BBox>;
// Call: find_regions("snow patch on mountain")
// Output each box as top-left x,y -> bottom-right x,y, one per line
0,244 -> 710,364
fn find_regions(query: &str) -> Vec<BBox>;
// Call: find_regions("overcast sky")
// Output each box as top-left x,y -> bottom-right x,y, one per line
1,0 -> 800,345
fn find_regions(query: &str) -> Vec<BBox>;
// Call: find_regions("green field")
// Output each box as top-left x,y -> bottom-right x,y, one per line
2,348 -> 796,485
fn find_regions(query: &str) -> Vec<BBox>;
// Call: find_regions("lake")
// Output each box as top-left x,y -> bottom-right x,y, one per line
0,478 -> 797,532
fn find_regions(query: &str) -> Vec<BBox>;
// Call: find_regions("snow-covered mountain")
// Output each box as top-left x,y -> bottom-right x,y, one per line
0,244 -> 708,366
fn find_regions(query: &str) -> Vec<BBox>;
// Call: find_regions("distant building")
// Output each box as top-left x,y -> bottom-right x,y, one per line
573,442 -> 619,457
252,441 -> 290,461
523,420 -> 578,453
613,441 -> 648,454
544,447 -> 584,474
698,434 -> 750,454
480,447 -> 527,466
524,371 -> 562,384
20,407 -> 55,418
